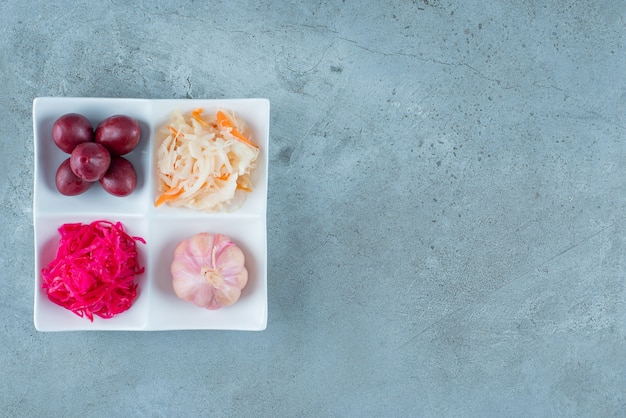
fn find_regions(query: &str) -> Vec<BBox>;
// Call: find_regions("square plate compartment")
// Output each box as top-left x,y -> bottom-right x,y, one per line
33,97 -> 269,331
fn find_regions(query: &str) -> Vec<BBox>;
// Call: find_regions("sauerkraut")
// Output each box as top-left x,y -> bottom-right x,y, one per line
41,220 -> 145,321
155,108 -> 259,212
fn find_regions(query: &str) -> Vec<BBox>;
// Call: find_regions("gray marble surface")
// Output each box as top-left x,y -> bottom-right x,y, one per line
2,1 -> 625,416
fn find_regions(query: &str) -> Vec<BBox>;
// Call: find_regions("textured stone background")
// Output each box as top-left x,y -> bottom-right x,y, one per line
1,0 -> 625,416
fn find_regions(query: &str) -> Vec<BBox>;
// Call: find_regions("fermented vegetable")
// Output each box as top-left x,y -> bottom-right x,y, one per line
155,108 -> 259,211
41,221 -> 145,321
171,233 -> 248,309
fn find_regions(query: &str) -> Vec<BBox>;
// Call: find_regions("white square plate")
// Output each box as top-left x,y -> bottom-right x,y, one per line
33,97 -> 269,331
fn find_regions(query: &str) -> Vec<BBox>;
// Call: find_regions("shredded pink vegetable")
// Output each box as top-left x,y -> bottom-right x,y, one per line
41,220 -> 145,321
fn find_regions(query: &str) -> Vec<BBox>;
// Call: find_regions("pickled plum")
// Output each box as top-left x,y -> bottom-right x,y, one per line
95,115 -> 141,156
99,156 -> 137,197
70,142 -> 111,182
51,112 -> 141,197
52,113 -> 94,153
55,158 -> 93,196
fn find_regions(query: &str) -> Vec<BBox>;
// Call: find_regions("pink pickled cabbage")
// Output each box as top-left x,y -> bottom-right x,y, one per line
41,220 -> 145,321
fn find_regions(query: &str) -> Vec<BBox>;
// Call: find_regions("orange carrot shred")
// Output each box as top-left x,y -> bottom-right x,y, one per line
216,110 -> 258,148
167,125 -> 182,139
155,188 -> 183,207
191,108 -> 210,127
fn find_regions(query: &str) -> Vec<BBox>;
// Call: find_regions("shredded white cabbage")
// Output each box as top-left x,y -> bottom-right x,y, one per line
155,108 -> 259,212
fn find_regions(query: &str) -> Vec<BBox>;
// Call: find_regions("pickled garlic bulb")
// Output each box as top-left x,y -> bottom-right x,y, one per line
171,233 -> 248,310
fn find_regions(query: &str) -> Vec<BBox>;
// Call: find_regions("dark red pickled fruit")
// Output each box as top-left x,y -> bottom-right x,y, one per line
95,115 -> 141,156
99,156 -> 137,197
52,113 -> 94,153
55,158 -> 93,196
70,142 -> 111,182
